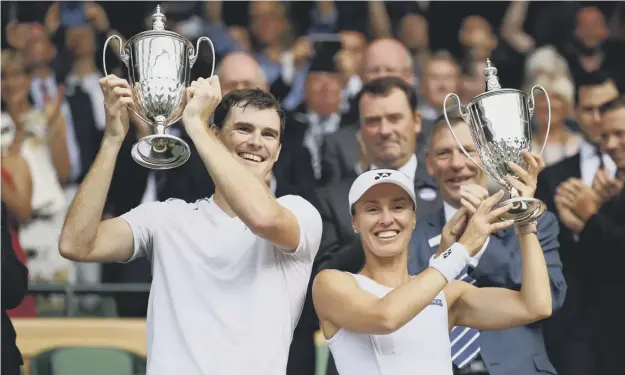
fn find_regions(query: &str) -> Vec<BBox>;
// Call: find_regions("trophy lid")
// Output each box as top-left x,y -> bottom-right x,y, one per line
152,5 -> 166,31
484,58 -> 502,91
465,58 -> 525,107
124,3 -> 192,49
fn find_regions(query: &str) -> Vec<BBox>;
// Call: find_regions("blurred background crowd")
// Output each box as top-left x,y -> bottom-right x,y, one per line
1,1 -> 625,375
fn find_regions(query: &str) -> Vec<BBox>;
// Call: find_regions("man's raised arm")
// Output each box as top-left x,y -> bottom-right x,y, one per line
181,77 -> 320,252
58,75 -> 137,263
449,222 -> 553,330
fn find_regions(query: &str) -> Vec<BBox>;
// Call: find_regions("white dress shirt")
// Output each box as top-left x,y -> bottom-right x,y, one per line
579,138 -> 617,186
303,112 -> 341,180
354,154 -> 419,186
371,154 -> 418,184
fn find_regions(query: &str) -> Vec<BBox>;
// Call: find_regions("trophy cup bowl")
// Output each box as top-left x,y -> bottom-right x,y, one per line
443,59 -> 552,225
102,5 -> 215,169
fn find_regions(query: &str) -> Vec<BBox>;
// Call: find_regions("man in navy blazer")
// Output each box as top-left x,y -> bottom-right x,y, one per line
408,116 -> 567,375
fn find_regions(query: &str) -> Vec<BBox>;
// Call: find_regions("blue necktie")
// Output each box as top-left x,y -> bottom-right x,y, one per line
450,266 -> 481,368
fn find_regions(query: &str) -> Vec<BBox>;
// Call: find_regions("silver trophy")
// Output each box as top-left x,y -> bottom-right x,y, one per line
443,59 -> 551,224
102,5 -> 215,169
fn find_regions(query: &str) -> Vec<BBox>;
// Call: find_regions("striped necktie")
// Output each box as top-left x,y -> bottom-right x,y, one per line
450,266 -> 481,369
595,144 -> 605,168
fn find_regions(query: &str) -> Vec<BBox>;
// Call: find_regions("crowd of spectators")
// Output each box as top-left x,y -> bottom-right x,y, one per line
1,1 -> 624,375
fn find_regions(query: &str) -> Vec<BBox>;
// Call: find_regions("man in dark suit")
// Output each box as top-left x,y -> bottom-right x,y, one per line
321,38 -> 423,185
280,40 -> 347,189
583,98 -> 625,375
315,77 -> 442,272
534,73 -> 620,375
548,96 -> 625,375
409,117 -> 566,375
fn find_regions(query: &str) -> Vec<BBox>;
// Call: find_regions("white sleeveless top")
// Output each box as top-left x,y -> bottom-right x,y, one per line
326,274 -> 453,375
1,111 -> 72,283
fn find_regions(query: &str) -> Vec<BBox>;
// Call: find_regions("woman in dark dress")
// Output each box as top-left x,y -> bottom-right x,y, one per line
1,201 -> 29,375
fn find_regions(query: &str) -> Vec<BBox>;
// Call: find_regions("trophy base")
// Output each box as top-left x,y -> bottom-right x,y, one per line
131,134 -> 191,170
493,197 -> 546,226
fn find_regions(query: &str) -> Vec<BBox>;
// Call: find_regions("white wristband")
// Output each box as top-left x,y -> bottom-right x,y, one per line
430,243 -> 471,283
429,237 -> 489,268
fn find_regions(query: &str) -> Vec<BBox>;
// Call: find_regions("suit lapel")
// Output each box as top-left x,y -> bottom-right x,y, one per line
424,209 -> 446,256
561,153 -> 581,181
549,152 -> 581,188
337,179 -> 355,238
413,157 -> 442,219
408,208 -> 445,273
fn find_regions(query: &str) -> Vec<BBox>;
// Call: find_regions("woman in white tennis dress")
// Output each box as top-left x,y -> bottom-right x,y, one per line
312,158 -> 552,375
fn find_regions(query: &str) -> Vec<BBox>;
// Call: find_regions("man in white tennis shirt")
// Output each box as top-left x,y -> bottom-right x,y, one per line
58,74 -> 323,375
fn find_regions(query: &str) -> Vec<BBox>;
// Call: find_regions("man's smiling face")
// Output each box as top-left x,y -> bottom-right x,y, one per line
212,104 -> 282,180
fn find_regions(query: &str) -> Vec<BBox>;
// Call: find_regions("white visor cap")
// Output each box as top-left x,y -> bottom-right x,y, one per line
348,169 -> 417,215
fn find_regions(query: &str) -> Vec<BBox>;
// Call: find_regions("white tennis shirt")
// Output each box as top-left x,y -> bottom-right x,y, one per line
120,195 -> 322,375
327,274 -> 453,375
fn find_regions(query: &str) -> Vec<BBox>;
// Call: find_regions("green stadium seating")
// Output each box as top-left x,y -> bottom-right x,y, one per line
29,347 -> 146,375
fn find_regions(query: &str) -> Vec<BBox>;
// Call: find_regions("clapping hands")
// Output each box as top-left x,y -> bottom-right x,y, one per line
555,168 -> 625,233
592,168 -> 624,204
43,86 -> 65,126
555,178 -> 598,233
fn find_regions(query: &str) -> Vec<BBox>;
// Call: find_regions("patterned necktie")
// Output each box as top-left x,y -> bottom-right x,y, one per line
450,266 -> 481,369
305,116 -> 338,180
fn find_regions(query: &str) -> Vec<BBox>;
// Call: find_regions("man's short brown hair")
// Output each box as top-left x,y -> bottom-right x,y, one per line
356,76 -> 418,113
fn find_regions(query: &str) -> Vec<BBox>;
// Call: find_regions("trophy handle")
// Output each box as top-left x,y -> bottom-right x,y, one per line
102,35 -> 129,76
443,93 -> 504,185
190,37 -> 216,76
102,35 -> 153,126
528,85 -> 551,157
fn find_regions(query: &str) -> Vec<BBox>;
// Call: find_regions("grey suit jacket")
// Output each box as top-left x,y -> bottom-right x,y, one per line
408,208 -> 567,375
321,125 -> 359,185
